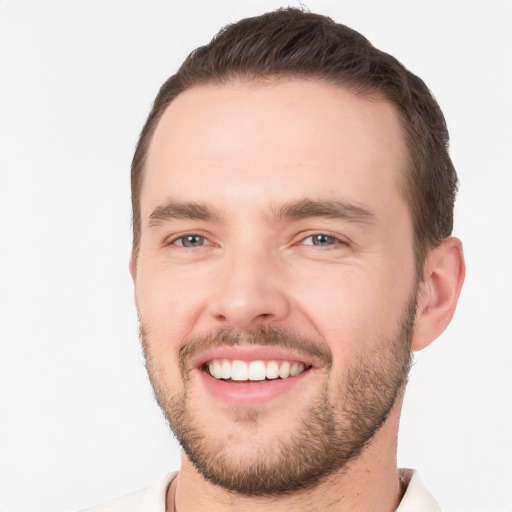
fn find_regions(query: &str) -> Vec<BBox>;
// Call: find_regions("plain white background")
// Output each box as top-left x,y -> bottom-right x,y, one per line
0,1 -> 511,511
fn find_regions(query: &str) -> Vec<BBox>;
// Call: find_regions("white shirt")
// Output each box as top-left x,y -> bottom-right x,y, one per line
81,469 -> 440,512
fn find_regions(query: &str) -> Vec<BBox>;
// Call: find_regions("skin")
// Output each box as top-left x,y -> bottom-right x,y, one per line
130,80 -> 465,512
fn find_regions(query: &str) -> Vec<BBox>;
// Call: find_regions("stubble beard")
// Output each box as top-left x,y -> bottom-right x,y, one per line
141,296 -> 415,497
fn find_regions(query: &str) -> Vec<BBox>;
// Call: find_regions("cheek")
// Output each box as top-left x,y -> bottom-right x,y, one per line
290,263 -> 413,356
136,255 -> 204,322
134,264 -> 201,372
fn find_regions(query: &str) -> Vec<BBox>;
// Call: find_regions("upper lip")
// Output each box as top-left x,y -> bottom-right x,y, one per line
193,345 -> 316,370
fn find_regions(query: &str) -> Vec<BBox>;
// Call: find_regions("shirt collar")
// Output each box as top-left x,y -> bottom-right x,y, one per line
140,469 -> 440,512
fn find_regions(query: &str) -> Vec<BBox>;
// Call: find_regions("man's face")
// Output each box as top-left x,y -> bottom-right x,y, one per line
133,80 -> 418,494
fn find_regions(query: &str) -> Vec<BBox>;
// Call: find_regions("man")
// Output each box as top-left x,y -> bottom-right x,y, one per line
85,7 -> 465,512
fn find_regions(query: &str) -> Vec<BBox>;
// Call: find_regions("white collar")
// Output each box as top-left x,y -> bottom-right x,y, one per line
395,469 -> 441,512
99,469 -> 440,512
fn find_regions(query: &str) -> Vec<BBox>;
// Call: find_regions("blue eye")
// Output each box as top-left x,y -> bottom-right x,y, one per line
174,235 -> 206,247
303,234 -> 340,246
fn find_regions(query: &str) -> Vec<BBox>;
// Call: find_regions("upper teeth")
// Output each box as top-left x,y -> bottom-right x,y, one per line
207,359 -> 307,381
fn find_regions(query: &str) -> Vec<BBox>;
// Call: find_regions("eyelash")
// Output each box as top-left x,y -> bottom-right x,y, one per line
299,232 -> 348,248
169,234 -> 210,248
167,232 -> 348,249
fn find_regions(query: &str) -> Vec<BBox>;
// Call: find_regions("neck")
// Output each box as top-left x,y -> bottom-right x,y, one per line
170,403 -> 404,512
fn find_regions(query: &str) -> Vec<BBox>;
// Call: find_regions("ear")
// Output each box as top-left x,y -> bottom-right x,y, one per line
129,251 -> 136,282
412,237 -> 465,351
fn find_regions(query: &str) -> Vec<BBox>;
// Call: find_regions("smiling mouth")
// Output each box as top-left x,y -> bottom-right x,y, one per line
204,359 -> 312,382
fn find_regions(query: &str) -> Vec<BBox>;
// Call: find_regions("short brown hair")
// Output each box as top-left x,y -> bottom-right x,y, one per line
131,7 -> 457,276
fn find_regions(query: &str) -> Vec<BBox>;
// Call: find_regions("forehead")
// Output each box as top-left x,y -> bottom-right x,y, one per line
143,79 -> 409,219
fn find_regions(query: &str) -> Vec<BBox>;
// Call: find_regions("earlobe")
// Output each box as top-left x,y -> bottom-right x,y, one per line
412,237 -> 465,351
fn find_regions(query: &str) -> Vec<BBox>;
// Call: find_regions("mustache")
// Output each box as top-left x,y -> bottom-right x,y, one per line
178,325 -> 332,373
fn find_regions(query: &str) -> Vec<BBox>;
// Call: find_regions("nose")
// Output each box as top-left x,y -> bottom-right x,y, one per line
208,244 -> 291,331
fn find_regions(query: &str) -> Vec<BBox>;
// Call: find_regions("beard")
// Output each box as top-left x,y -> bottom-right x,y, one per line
141,295 -> 415,497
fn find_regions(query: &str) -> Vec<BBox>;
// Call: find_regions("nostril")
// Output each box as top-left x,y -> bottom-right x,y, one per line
208,284 -> 291,331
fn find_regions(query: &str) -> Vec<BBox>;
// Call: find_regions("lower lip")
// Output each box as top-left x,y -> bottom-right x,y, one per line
199,370 -> 311,406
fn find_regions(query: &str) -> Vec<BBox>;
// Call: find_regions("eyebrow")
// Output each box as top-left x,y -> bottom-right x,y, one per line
272,198 -> 375,224
148,197 -> 375,227
149,200 -> 219,226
